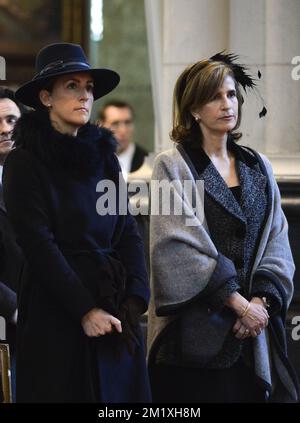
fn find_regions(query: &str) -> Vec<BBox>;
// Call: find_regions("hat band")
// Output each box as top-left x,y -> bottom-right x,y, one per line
37,60 -> 90,77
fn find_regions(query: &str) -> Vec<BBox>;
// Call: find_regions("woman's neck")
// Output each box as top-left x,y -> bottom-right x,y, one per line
201,130 -> 229,160
49,111 -> 79,137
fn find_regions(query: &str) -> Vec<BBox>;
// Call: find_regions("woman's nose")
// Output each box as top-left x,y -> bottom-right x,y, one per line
0,121 -> 12,135
221,96 -> 231,109
78,87 -> 91,100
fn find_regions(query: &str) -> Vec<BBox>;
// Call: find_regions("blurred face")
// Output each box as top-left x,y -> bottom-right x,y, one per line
101,106 -> 134,153
0,98 -> 21,163
39,72 -> 94,135
193,75 -> 238,136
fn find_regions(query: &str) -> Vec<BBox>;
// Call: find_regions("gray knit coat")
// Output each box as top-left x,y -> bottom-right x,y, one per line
148,141 -> 298,402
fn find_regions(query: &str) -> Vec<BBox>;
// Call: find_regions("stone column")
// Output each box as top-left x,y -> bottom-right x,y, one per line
229,0 -> 300,178
145,0 -> 229,152
145,0 -> 300,177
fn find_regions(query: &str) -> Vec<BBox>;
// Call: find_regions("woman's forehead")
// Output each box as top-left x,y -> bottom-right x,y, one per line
58,72 -> 94,83
218,75 -> 236,90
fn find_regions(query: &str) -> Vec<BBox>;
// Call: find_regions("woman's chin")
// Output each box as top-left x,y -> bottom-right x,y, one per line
70,117 -> 89,127
217,122 -> 236,133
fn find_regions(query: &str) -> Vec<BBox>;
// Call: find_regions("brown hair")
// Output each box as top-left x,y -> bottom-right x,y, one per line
98,99 -> 135,122
170,60 -> 243,144
37,77 -> 57,110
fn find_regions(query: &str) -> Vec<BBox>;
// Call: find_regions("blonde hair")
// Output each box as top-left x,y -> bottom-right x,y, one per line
171,60 -> 243,143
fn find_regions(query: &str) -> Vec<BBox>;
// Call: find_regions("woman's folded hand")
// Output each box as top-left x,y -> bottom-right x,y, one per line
240,297 -> 269,337
233,318 -> 252,339
226,292 -> 269,338
81,307 -> 122,337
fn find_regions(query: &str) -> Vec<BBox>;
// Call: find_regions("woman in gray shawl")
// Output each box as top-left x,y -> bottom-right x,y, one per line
148,53 -> 299,403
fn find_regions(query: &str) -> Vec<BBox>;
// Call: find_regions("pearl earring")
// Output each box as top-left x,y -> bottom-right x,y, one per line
195,116 -> 200,122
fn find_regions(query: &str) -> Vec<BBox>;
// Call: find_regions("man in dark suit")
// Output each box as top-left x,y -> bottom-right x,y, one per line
0,87 -> 25,402
98,100 -> 147,181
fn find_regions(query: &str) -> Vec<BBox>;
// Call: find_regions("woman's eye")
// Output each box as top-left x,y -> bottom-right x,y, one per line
7,117 -> 17,125
229,91 -> 236,98
87,85 -> 94,92
67,82 -> 77,89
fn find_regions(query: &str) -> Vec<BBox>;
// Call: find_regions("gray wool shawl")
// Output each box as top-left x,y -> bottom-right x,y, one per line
148,146 -> 297,402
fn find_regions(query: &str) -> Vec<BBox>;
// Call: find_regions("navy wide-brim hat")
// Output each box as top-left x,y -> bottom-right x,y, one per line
15,43 -> 120,109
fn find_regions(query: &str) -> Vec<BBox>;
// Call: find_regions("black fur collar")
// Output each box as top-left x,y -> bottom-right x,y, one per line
12,110 -> 117,178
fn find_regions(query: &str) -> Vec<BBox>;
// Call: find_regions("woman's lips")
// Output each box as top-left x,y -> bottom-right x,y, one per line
75,108 -> 88,113
220,116 -> 234,120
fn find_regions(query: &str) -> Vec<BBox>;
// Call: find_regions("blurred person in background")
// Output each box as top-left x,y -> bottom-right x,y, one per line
0,87 -> 25,402
98,100 -> 147,181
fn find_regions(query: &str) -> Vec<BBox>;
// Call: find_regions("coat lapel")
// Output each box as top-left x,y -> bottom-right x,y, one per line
201,161 -> 246,223
238,160 -> 267,217
180,137 -> 267,224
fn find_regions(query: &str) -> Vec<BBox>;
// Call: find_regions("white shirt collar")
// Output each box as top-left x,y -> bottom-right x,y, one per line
117,143 -> 136,182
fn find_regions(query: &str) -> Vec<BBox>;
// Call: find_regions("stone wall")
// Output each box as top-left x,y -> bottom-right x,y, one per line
90,0 -> 154,153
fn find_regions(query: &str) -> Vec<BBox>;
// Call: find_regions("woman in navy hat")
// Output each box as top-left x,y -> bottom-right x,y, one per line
2,43 -> 151,403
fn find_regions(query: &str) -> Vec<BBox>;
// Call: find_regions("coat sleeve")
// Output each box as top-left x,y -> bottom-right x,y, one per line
111,154 -> 150,313
251,155 -> 295,314
150,152 -> 239,317
115,213 -> 150,313
2,149 -> 96,322
251,276 -> 283,315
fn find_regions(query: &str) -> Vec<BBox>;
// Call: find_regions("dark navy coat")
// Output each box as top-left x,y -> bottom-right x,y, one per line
2,111 -> 151,403
0,177 -> 24,344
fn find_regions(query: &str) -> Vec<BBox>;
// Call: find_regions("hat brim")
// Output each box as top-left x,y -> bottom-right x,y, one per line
15,67 -> 120,109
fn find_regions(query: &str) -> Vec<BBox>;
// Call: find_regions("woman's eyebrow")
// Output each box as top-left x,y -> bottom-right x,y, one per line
65,78 -> 94,84
3,114 -> 19,119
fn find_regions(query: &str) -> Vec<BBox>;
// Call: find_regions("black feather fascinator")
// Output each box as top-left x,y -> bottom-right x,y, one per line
210,51 -> 267,118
